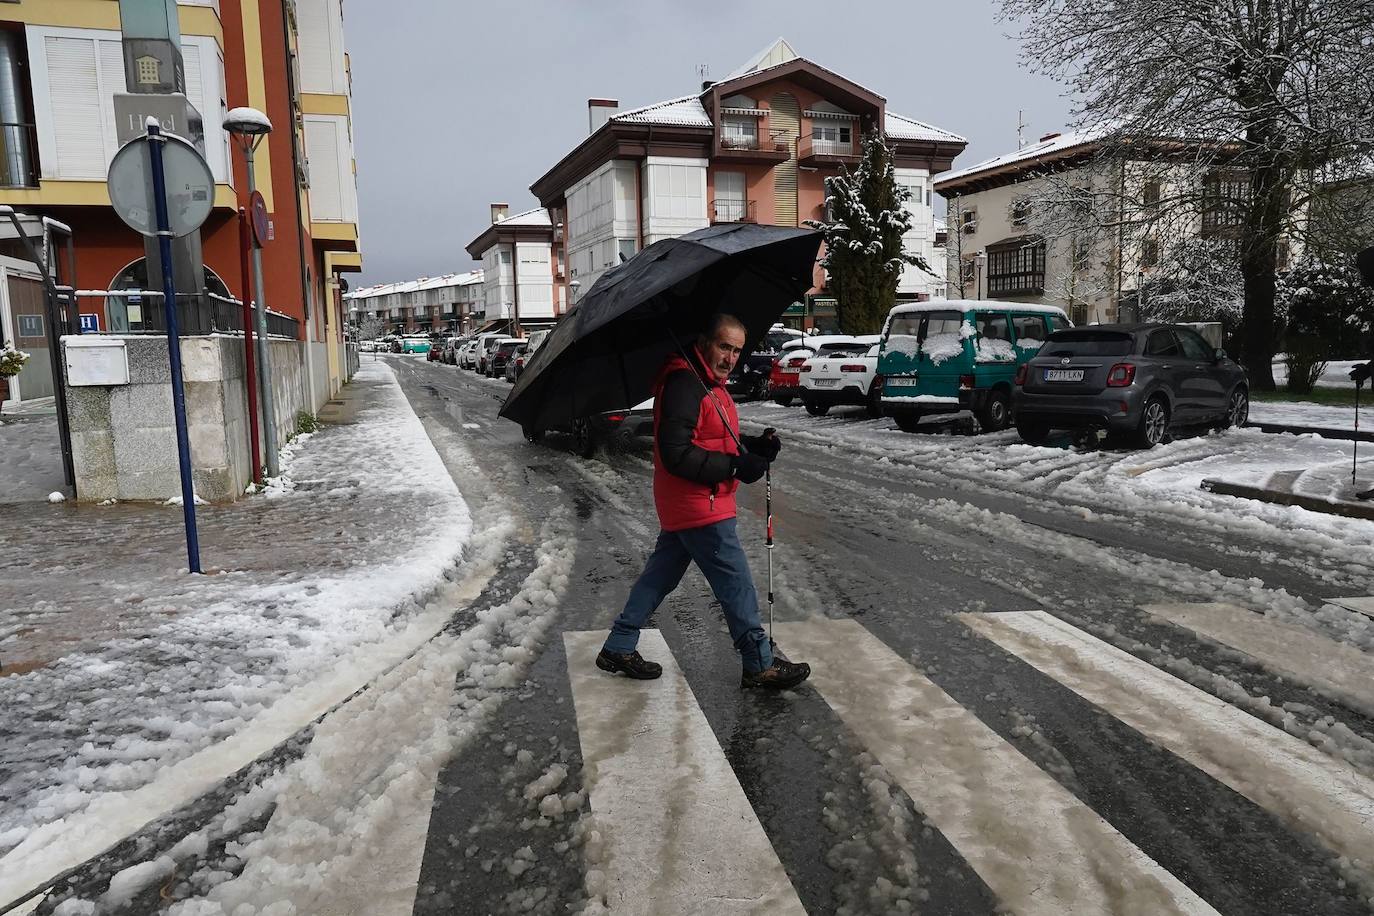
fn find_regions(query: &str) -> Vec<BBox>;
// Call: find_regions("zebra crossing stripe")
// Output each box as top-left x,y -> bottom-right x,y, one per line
1327,596 -> 1374,620
564,630 -> 807,916
773,619 -> 1219,916
1142,602 -> 1374,714
962,611 -> 1374,873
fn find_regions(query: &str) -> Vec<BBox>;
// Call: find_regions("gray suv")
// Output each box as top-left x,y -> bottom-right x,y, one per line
1013,324 -> 1249,448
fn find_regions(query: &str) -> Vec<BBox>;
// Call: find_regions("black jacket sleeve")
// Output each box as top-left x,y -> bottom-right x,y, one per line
657,370 -> 736,484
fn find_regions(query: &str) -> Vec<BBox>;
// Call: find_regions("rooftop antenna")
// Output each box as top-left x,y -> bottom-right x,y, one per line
697,63 -> 710,86
1017,110 -> 1029,150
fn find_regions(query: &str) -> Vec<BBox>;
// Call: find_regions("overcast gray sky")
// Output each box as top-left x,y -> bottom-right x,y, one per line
345,0 -> 1075,288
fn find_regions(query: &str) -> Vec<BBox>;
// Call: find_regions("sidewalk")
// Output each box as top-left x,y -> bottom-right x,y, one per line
1248,400 -> 1370,442
0,361 -> 473,861
1202,461 -> 1374,522
0,414 -> 66,503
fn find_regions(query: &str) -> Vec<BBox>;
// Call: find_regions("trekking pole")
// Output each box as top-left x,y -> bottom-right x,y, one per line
1355,379 -> 1362,486
766,461 -> 775,641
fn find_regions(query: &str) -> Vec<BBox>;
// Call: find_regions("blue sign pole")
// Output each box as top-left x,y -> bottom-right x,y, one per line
147,123 -> 202,573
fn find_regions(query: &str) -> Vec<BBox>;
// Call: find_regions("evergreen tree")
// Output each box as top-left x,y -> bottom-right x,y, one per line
806,132 -> 928,335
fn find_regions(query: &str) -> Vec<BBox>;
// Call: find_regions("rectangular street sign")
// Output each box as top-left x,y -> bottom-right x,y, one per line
80,314 -> 102,334
114,93 -> 205,153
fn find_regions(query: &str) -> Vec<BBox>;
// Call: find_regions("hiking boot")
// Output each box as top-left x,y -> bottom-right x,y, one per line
741,657 -> 811,690
596,649 -> 662,680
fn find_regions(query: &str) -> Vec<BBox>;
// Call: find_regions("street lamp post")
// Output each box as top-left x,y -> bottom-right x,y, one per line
223,107 -> 280,478
975,251 -> 987,300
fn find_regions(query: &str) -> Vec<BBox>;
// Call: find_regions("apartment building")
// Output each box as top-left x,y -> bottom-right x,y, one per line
348,270 -> 485,336
528,39 -> 965,330
0,0 -> 362,407
464,204 -> 558,334
934,128 -> 1283,325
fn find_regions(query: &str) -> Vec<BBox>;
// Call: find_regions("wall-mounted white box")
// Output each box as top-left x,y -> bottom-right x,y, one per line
66,337 -> 130,387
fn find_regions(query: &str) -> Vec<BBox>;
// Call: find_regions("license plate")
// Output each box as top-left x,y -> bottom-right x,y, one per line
781,367 -> 799,375
1044,368 -> 1084,382
887,377 -> 919,387
813,378 -> 837,387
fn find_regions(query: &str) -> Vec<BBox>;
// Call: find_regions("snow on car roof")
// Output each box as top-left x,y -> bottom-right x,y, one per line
782,334 -> 859,349
888,299 -> 1069,318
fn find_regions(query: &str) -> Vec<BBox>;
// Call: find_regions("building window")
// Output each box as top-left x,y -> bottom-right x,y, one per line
811,122 -> 852,154
499,249 -> 511,265
1276,239 -> 1291,270
986,241 -> 1046,296
1010,197 -> 1031,226
721,116 -> 757,149
714,171 -> 747,221
1141,237 -> 1159,269
1202,172 -> 1249,236
1072,236 -> 1092,272
1143,180 -> 1161,207
962,208 -> 978,234
960,257 -> 978,287
617,239 -> 637,263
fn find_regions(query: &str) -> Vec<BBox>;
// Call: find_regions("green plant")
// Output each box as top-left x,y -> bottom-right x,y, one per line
0,346 -> 30,379
295,410 -> 318,434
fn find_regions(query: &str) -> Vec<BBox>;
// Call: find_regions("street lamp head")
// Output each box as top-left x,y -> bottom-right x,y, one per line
224,107 -> 273,137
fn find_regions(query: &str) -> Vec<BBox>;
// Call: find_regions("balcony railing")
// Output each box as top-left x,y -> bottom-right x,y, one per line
799,134 -> 857,161
711,198 -> 756,223
0,123 -> 40,189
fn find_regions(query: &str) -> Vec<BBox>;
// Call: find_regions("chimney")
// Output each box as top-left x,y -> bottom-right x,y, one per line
1039,132 -> 1062,143
701,80 -> 713,92
588,98 -> 619,134
490,203 -> 509,224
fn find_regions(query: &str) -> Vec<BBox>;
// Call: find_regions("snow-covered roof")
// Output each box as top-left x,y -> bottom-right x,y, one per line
885,112 -> 965,145
888,299 -> 1070,318
934,126 -> 1108,188
493,206 -> 552,228
723,37 -> 800,82
610,95 -> 713,128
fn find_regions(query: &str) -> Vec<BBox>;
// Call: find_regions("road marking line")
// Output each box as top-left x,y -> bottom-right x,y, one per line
1327,596 -> 1374,620
962,611 -> 1374,873
774,619 -> 1218,916
1142,602 -> 1374,714
564,630 -> 806,916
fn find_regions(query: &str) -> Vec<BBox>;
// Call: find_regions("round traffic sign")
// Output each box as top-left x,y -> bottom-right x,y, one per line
250,190 -> 270,248
107,133 -> 215,239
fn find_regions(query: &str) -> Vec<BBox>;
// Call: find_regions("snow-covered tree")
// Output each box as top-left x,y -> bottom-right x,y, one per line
1277,258 -> 1374,392
807,132 -> 930,334
1141,237 -> 1245,329
1001,0 -> 1374,389
359,316 -> 386,341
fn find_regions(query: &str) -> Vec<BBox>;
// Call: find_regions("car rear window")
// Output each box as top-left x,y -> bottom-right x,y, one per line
1041,331 -> 1134,357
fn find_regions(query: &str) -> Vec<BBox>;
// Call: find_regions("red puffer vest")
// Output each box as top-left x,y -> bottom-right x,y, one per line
651,350 -> 740,532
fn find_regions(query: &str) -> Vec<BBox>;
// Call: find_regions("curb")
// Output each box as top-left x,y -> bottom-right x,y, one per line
1245,420 -> 1373,443
1200,478 -> 1374,522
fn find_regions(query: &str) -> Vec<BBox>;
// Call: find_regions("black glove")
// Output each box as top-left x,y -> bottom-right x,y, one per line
745,433 -> 782,462
1350,362 -> 1371,385
732,452 -> 769,484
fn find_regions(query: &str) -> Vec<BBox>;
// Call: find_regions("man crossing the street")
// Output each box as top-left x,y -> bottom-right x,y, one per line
595,313 -> 812,689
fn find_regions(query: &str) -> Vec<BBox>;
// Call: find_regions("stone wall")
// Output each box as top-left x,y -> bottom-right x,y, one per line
64,334 -> 313,503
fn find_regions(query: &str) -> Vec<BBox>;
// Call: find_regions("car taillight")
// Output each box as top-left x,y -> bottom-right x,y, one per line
787,357 -> 806,368
1014,365 -> 1027,386
840,364 -> 865,372
800,365 -> 812,373
1106,363 -> 1136,387
959,374 -> 975,390
606,414 -> 625,423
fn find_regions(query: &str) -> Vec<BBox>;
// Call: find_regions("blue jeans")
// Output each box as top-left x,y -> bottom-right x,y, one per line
604,518 -> 774,673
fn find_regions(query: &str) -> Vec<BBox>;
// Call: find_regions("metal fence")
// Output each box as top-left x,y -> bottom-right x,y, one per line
74,290 -> 301,339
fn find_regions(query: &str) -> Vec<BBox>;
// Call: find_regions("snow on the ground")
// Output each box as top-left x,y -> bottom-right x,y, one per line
0,361 -> 473,874
737,401 -> 1374,557
1249,400 -> 1362,432
0,417 -> 67,504
1273,359 -> 1366,390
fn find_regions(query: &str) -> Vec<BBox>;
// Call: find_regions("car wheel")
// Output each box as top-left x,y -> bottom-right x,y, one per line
1015,418 -> 1051,445
1131,396 -> 1170,449
773,396 -> 794,407
865,382 -> 883,419
804,398 -> 829,417
893,410 -> 923,433
976,387 -> 1012,432
755,377 -> 770,401
572,418 -> 596,458
1220,386 -> 1249,429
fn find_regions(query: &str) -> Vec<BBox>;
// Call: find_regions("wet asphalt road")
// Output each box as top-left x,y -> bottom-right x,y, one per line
391,356 -> 1373,916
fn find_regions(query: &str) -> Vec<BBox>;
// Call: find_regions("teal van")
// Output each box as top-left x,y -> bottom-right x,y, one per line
878,299 -> 1071,432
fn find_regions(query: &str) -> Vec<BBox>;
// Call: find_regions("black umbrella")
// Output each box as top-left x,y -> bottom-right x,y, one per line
500,223 -> 822,433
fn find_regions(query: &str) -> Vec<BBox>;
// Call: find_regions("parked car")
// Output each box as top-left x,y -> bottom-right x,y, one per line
438,336 -> 463,364
474,332 -> 510,374
768,335 -> 865,406
427,340 -> 444,362
727,325 -> 804,401
457,339 -> 481,369
504,343 -> 529,382
799,336 -> 883,417
879,300 -> 1072,433
401,334 -> 433,354
522,399 -> 654,458
388,337 -> 403,353
1013,324 -> 1249,448
489,338 -> 525,378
